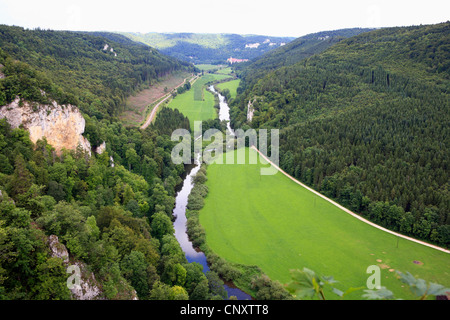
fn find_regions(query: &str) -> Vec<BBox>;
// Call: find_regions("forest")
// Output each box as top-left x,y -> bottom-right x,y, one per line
230,22 -> 450,247
0,25 -> 193,119
0,27 -> 235,300
121,32 -> 296,64
234,28 -> 374,89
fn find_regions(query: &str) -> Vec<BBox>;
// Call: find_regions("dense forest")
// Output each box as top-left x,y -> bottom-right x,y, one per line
234,28 -> 374,89
0,27 -> 236,300
230,22 -> 450,247
0,25 -> 193,119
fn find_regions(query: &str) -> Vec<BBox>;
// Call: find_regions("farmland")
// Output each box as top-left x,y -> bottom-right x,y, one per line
167,72 -> 232,131
198,147 -> 450,299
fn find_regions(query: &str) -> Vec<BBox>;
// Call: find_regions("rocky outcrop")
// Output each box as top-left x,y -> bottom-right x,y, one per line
48,235 -> 70,264
48,235 -> 103,300
95,141 -> 106,154
247,99 -> 255,122
0,97 -> 91,155
48,234 -> 139,300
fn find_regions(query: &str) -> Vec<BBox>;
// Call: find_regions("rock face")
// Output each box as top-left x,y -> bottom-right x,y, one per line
48,235 -> 103,300
247,99 -> 255,122
48,235 -> 70,264
0,97 -> 91,155
95,141 -> 106,154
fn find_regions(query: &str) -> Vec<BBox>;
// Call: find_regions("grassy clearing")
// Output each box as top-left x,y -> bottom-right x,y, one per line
195,64 -> 225,71
216,79 -> 240,100
216,67 -> 233,75
167,73 -> 232,131
199,147 -> 450,299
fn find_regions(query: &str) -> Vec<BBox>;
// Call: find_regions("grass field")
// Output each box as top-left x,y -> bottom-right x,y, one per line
215,67 -> 233,75
195,64 -> 225,71
216,79 -> 240,100
167,73 -> 232,131
199,148 -> 450,299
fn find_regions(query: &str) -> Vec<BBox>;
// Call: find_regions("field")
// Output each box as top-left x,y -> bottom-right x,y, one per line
120,71 -> 192,126
198,147 -> 450,299
195,64 -> 225,71
216,79 -> 240,99
167,73 -> 232,131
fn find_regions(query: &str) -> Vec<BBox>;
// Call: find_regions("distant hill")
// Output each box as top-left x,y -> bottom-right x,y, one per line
235,28 -> 375,89
119,32 -> 295,64
230,22 -> 450,247
0,25 -> 205,301
0,25 -> 192,119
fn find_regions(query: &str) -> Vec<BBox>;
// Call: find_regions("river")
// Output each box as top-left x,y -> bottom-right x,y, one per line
210,85 -> 234,135
172,84 -> 252,300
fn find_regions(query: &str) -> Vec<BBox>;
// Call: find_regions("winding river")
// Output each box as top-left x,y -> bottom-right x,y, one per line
172,83 -> 252,300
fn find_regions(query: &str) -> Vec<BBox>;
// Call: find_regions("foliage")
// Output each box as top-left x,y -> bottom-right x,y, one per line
0,25 -> 261,301
121,32 -> 296,64
0,25 -> 192,118
287,267 -> 450,300
235,28 -> 373,90
231,22 -> 450,247
286,268 -> 362,300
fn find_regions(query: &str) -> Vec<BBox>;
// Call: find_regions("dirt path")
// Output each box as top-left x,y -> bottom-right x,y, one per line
251,145 -> 450,254
140,74 -> 199,130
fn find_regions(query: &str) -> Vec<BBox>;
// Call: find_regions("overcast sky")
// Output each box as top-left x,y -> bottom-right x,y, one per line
0,0 -> 448,37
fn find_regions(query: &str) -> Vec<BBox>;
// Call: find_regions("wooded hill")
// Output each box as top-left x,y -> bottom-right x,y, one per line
0,26 -> 238,300
230,22 -> 450,247
120,32 -> 295,64
0,25 -> 193,119
234,28 -> 374,89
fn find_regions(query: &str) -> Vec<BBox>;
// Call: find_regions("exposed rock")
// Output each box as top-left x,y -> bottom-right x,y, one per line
247,99 -> 255,122
69,261 -> 103,300
48,235 -> 69,264
95,141 -> 106,154
0,97 -> 91,156
48,235 -> 103,300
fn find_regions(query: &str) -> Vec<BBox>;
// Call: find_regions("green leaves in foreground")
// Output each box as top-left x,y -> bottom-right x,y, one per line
286,268 -> 450,300
285,268 -> 363,300
362,271 -> 450,300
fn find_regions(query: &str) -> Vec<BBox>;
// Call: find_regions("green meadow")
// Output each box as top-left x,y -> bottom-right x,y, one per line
199,148 -> 450,299
195,64 -> 224,71
167,73 -> 232,131
216,79 -> 240,99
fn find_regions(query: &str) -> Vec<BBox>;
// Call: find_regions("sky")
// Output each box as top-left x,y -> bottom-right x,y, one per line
0,0 -> 448,38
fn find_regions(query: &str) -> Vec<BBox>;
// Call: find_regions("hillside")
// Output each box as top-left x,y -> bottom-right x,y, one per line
0,26 -> 233,301
0,25 -> 193,119
230,22 -> 450,247
120,32 -> 295,64
235,28 -> 374,89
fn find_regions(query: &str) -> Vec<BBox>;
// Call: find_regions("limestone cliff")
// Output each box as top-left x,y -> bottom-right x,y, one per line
0,97 -> 91,155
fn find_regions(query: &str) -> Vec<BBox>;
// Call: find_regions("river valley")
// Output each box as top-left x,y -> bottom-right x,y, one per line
171,82 -> 252,300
